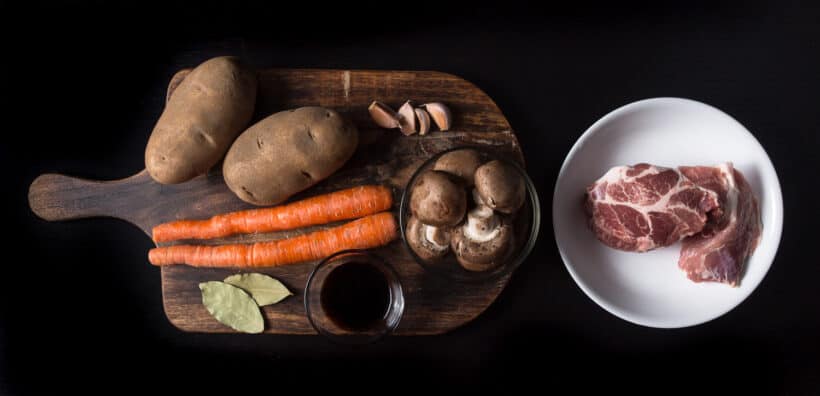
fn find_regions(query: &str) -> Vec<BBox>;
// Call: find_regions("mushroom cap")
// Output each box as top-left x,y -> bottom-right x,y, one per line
450,210 -> 512,272
474,160 -> 526,214
432,149 -> 483,186
410,170 -> 467,227
405,216 -> 451,261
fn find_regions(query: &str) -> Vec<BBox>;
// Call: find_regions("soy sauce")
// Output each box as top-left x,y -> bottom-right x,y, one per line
320,261 -> 390,331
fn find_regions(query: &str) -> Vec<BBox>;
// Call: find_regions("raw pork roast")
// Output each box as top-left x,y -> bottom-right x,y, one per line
585,163 -> 761,286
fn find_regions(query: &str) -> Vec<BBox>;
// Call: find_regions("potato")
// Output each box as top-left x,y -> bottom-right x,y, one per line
145,56 -> 257,184
223,107 -> 359,205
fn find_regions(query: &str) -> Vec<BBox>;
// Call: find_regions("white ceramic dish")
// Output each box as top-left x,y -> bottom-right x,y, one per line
553,97 -> 783,328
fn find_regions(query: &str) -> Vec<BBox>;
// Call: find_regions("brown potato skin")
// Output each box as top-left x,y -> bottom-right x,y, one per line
223,107 -> 359,206
145,57 -> 257,184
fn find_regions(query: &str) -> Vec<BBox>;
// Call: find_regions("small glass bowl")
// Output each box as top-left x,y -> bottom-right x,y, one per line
399,146 -> 541,282
304,250 -> 405,344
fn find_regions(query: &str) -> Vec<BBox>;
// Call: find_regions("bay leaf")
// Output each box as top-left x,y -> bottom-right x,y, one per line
199,281 -> 264,334
224,273 -> 293,306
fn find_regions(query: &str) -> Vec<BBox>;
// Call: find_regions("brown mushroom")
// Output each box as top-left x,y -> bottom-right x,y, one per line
432,149 -> 483,186
450,207 -> 512,272
409,170 -> 467,227
405,216 -> 451,261
474,160 -> 526,214
466,194 -> 497,232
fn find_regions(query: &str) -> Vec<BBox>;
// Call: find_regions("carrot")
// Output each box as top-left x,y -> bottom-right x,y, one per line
148,212 -> 397,268
152,185 -> 393,243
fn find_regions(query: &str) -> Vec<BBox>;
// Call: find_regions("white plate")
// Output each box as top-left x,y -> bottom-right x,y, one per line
553,98 -> 783,328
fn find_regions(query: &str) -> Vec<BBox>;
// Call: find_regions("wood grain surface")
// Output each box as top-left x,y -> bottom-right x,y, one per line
28,69 -> 524,334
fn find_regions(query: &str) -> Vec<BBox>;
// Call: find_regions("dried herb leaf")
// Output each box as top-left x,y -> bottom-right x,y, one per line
224,273 -> 293,306
199,281 -> 264,333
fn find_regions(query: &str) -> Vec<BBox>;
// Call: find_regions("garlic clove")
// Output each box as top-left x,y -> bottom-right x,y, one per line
423,102 -> 452,131
368,101 -> 400,129
415,108 -> 431,135
398,100 -> 417,135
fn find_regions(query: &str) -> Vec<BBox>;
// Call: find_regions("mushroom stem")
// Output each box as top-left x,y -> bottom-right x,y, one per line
406,216 -> 451,261
425,225 -> 450,250
464,208 -> 500,242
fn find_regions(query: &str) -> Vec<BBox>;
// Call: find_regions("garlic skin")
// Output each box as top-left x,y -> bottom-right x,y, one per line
398,100 -> 417,135
423,102 -> 452,131
368,101 -> 400,129
415,108 -> 431,135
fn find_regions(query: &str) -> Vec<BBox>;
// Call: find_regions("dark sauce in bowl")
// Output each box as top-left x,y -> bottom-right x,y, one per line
320,261 -> 391,331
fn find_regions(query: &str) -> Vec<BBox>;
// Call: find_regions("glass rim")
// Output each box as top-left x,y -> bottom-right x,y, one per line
304,249 -> 405,344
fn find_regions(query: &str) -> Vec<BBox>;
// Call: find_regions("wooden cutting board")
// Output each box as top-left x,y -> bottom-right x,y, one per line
28,69 -> 524,334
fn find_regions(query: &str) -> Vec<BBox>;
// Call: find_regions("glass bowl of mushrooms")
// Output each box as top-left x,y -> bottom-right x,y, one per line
399,146 -> 540,282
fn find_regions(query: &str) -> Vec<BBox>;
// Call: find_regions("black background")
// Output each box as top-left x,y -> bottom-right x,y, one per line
2,1 -> 819,394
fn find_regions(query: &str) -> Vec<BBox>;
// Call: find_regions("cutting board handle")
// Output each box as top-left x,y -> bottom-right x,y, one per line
28,171 -> 148,223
